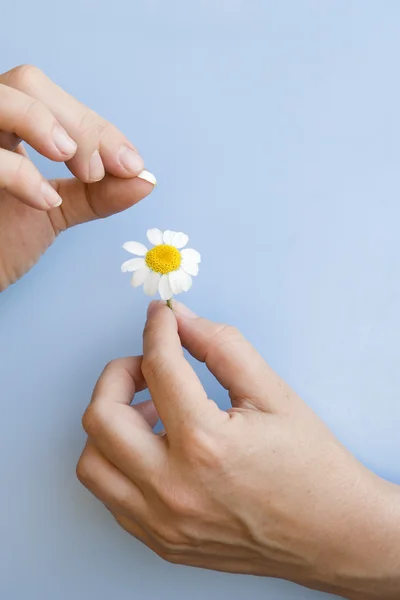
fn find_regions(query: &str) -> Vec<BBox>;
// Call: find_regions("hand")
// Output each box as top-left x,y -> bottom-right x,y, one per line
77,301 -> 400,600
0,64 -> 155,291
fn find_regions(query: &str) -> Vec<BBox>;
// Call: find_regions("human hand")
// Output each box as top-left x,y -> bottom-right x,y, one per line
0,64 -> 156,291
77,301 -> 400,600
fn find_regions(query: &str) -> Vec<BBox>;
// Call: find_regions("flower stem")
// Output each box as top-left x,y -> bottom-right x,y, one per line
167,299 -> 172,309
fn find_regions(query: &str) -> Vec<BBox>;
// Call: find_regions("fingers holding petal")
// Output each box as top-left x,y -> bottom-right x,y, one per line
51,173 -> 155,231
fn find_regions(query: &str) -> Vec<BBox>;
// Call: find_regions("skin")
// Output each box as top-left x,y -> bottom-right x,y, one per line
1,64 -> 399,600
77,302 -> 400,599
0,64 -> 153,290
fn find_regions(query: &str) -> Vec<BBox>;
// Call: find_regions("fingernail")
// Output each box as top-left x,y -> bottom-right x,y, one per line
89,150 -> 105,181
41,181 -> 62,208
137,169 -> 157,186
53,124 -> 77,156
172,300 -> 198,318
147,300 -> 162,318
118,146 -> 144,175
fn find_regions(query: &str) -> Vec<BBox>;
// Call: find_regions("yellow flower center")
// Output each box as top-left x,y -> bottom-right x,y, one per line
145,244 -> 181,275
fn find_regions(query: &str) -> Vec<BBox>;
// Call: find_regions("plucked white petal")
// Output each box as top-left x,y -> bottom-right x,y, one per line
121,257 -> 146,273
147,228 -> 163,246
131,267 -> 150,287
159,275 -> 173,300
169,268 -> 192,294
123,241 -> 148,256
163,230 -> 188,249
181,258 -> 199,276
181,248 -> 201,263
143,271 -> 161,296
137,170 -> 157,186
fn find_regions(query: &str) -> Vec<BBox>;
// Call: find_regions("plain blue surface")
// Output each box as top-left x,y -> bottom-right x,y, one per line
1,1 -> 400,598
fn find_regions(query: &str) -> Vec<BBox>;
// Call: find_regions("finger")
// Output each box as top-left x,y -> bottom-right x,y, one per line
0,131 -> 21,151
13,143 -> 29,158
0,148 -> 62,210
142,302 -> 224,437
173,302 -> 293,413
82,357 -> 166,483
76,441 -> 148,520
49,172 -> 156,232
134,399 -> 159,429
0,83 -> 76,160
91,356 -> 147,406
2,65 -> 144,182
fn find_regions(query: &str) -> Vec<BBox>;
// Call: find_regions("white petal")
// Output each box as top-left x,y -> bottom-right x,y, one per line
131,267 -> 150,287
181,258 -> 199,276
147,228 -> 163,246
137,170 -> 157,186
143,271 -> 161,296
168,271 -> 184,295
159,275 -> 173,300
123,241 -> 148,256
169,269 -> 192,294
163,230 -> 188,249
181,248 -> 201,263
121,257 -> 146,273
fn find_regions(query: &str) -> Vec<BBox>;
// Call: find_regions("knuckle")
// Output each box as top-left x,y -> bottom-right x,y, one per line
212,323 -> 241,345
75,109 -> 106,143
96,119 -> 116,140
81,402 -> 108,438
141,352 -> 166,382
165,493 -> 192,518
101,359 -> 119,378
19,98 -> 44,126
76,454 -> 91,486
183,428 -> 225,468
114,486 -> 143,517
204,323 -> 244,366
155,482 -> 195,519
9,154 -> 29,186
7,64 -> 42,91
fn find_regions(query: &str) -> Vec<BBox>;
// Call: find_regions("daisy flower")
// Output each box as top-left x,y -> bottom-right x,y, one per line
121,229 -> 201,302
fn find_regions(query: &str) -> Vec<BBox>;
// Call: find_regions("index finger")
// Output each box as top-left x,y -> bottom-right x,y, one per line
142,302 -> 223,437
1,65 -> 144,182
82,357 -> 165,483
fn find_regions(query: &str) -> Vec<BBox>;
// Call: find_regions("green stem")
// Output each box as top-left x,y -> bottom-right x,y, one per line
167,299 -> 173,309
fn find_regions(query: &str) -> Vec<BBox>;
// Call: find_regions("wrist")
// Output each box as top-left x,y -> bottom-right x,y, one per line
321,474 -> 400,600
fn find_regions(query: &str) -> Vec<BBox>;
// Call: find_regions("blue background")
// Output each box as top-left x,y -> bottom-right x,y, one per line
1,1 -> 400,598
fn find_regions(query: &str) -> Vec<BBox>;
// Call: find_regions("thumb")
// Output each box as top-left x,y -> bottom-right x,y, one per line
173,301 -> 290,413
50,172 -> 155,230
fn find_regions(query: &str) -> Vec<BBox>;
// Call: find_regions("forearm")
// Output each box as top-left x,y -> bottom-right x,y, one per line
320,476 -> 400,600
